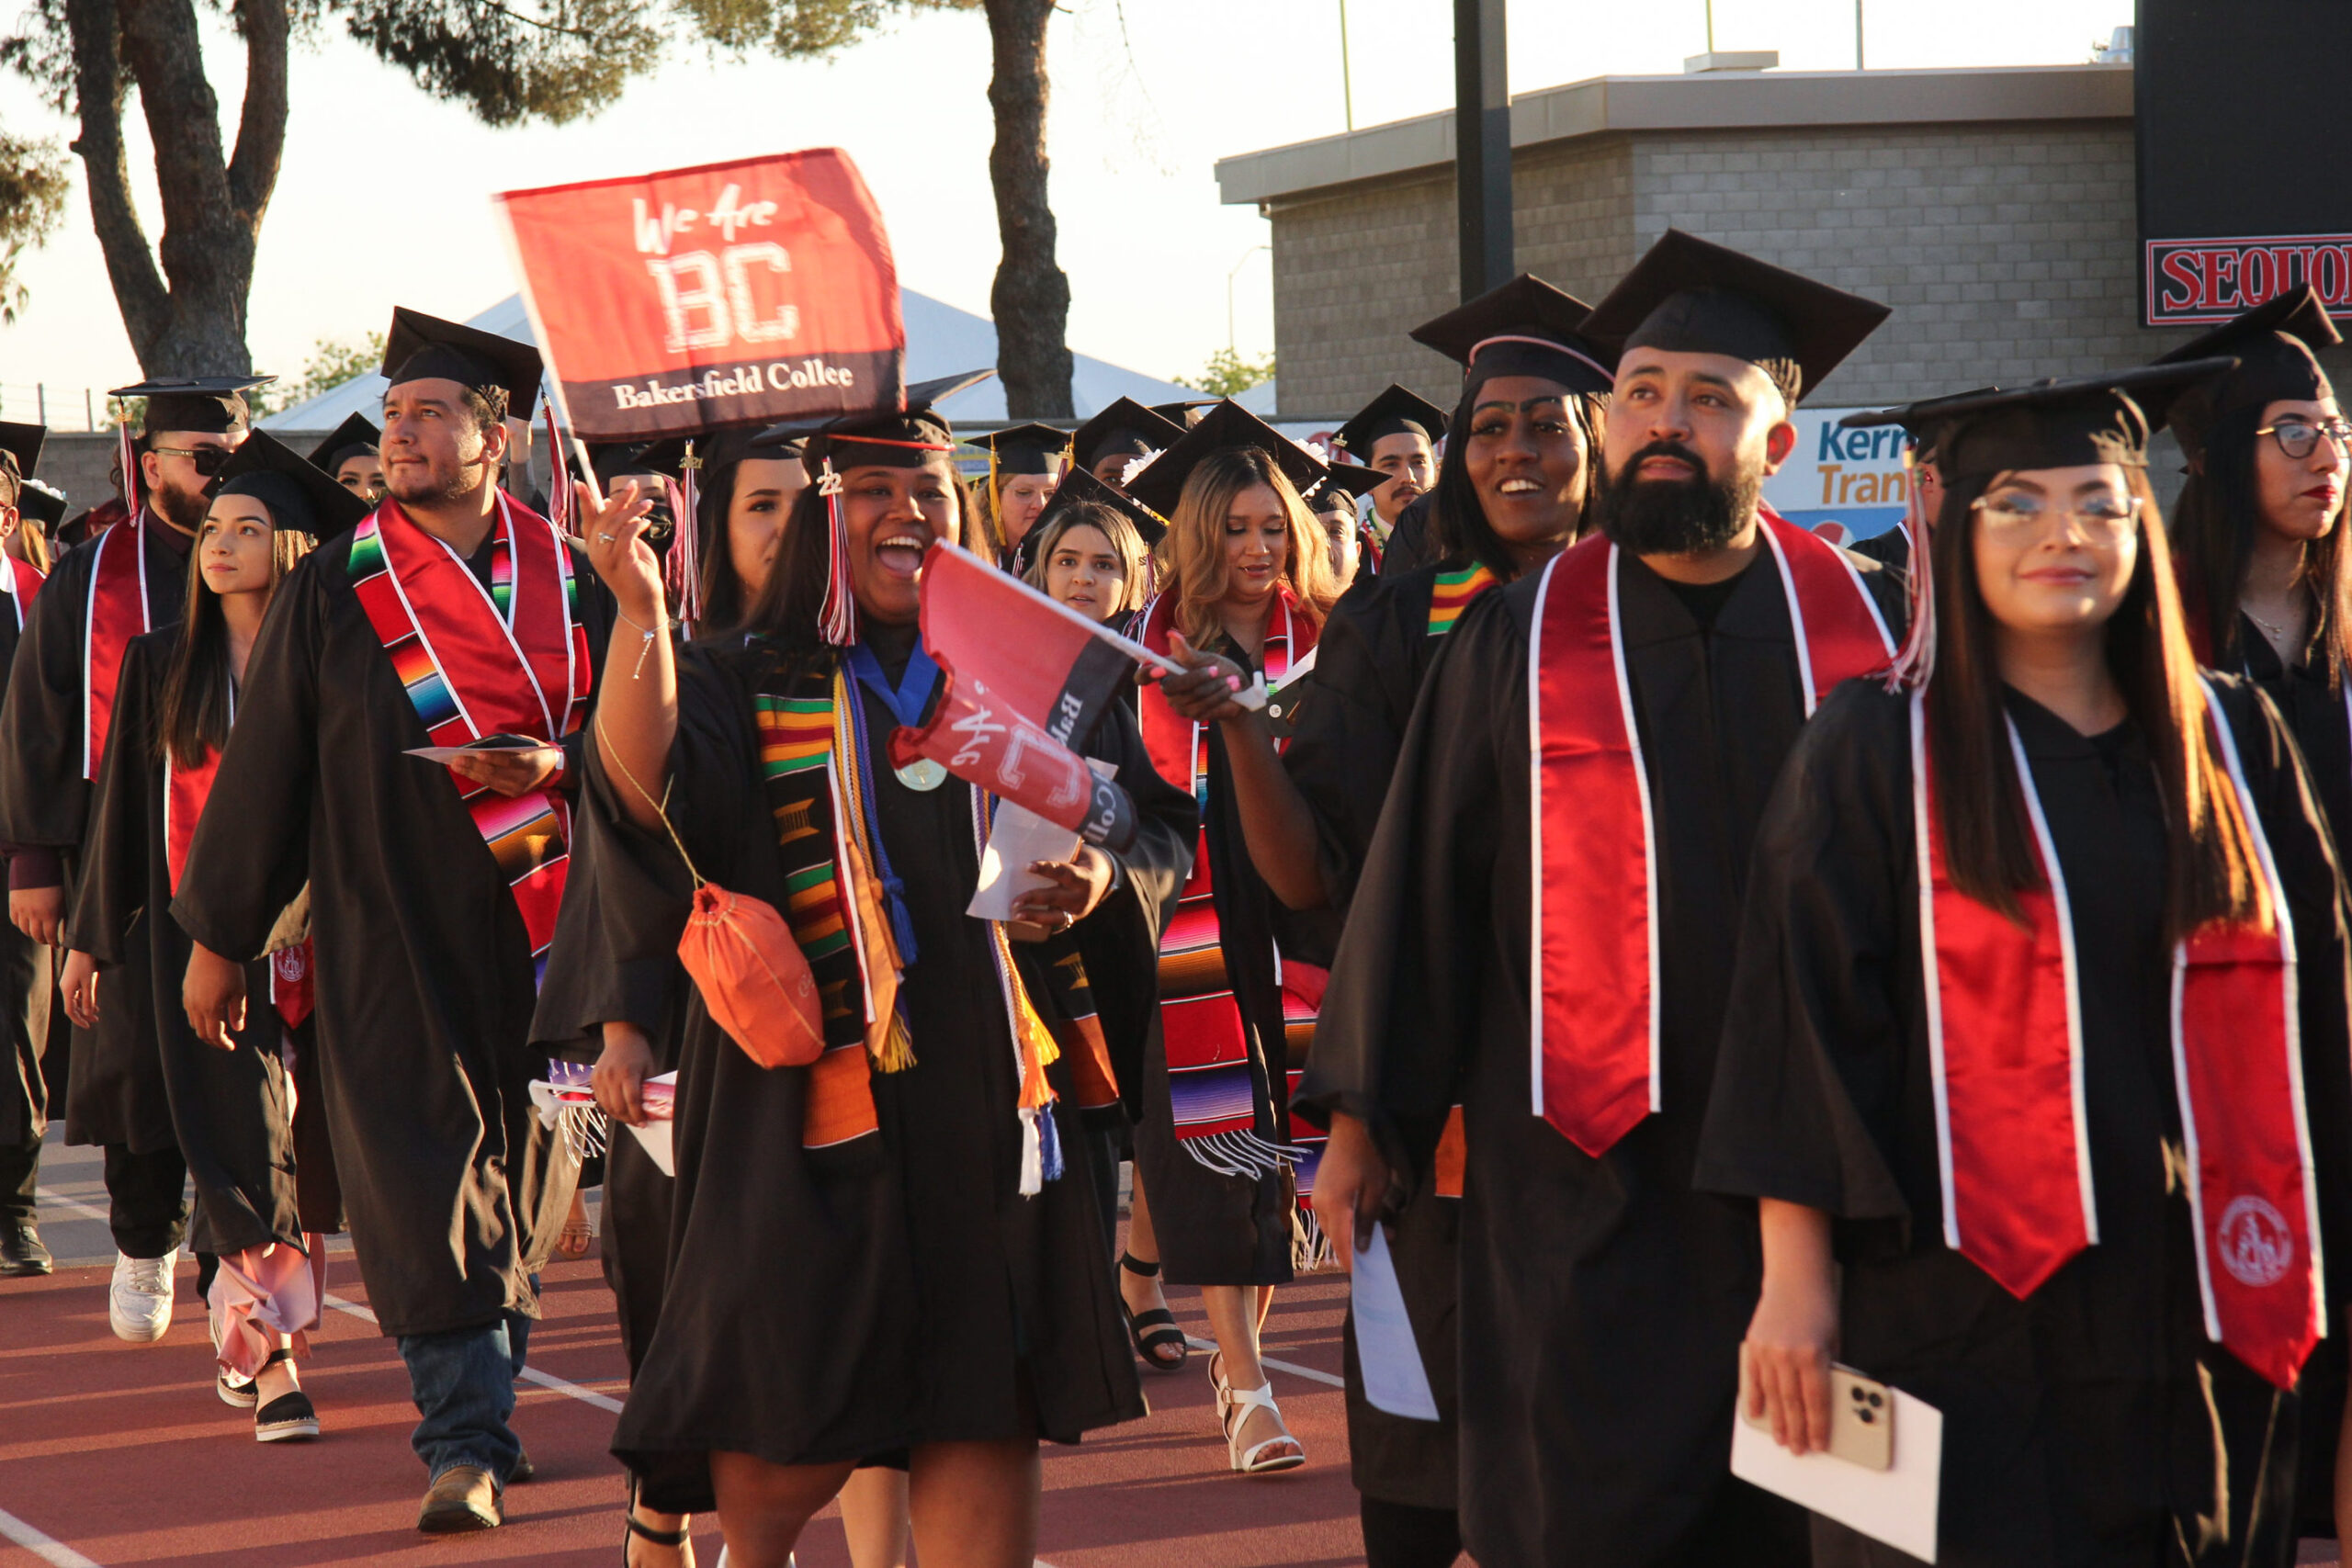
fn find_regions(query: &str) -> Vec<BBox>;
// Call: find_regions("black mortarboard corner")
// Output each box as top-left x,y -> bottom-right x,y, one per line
307,413 -> 380,475
1582,230 -> 1889,405
967,422 -> 1069,479
1070,399 -> 1186,474
0,422 -> 43,483
210,429 -> 373,537
1840,389 -> 2002,468
1035,463 -> 1168,549
380,307 -> 545,422
1332,385 -> 1450,459
752,369 -> 995,478
110,375 -> 271,436
589,438 -> 689,489
1309,461 -> 1388,512
1151,400 -> 1216,429
1409,276 -> 1615,400
2145,286 -> 2342,462
15,479 -> 64,528
1124,399 -> 1329,522
1862,360 -> 2242,480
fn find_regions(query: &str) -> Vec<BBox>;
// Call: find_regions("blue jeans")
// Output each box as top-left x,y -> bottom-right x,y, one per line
396,1303 -> 535,1484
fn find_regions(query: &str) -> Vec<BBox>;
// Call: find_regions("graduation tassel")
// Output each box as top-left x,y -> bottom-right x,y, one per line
116,408 -> 141,518
542,402 -> 573,537
818,457 -> 857,648
674,440 -> 703,636
1883,449 -> 1937,693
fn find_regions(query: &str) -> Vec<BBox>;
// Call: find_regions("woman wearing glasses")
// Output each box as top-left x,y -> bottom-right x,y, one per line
1702,367 -> 2352,1565
2158,287 -> 2352,1550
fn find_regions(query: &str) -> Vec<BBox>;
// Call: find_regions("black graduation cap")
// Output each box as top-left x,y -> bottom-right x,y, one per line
752,369 -> 995,475
110,375 -> 273,435
1124,398 -> 1329,521
1839,388 -> 2001,466
1581,230 -> 1889,405
1332,386 -> 1450,459
1034,463 -> 1168,548
1308,461 -> 1388,513
587,438 -> 688,489
209,429 -> 373,536
1069,398 -> 1186,474
15,479 -> 64,527
1150,399 -> 1216,429
0,422 -> 43,481
2145,285 -> 2342,460
1409,276 -> 1615,399
1863,360 -> 2241,480
307,413 -> 380,475
966,422 -> 1069,478
381,307 -> 545,422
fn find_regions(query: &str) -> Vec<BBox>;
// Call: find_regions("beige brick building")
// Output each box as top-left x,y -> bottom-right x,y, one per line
1214,63 -> 2308,428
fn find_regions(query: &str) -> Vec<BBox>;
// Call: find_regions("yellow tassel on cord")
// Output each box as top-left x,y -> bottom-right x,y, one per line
831,671 -> 916,1075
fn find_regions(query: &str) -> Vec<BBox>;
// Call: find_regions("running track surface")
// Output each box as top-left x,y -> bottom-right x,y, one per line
2,1136 -> 1365,1567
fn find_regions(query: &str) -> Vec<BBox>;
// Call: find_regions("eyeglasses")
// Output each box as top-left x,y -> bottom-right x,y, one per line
2255,419 -> 2352,461
1971,491 -> 2142,540
150,445 -> 232,477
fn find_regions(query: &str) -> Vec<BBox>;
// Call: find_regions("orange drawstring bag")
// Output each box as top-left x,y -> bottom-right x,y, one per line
602,718 -> 826,1069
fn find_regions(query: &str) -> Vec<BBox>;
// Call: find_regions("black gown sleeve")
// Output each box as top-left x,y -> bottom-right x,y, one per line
1298,589 -> 1510,1163
1692,679 -> 1916,1228
67,634 -> 160,968
170,556 -> 324,962
1280,578 -> 1417,918
0,543 -> 96,850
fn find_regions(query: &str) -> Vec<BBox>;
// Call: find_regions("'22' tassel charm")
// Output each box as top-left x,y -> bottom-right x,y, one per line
818,457 -> 858,649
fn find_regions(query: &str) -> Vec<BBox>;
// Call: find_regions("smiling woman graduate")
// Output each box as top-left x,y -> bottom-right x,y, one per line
577,373 -> 1194,1568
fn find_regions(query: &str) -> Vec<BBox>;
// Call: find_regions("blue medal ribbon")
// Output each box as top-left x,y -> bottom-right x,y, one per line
842,640 -> 944,964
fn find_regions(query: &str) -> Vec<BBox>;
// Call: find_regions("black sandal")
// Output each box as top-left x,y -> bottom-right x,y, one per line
623,1477 -> 692,1566
1118,1252 -> 1190,1372
253,1348 -> 319,1443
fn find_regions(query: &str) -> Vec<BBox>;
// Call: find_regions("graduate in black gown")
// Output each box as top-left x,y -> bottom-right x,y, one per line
1069,399 -> 1185,496
1171,274 -> 1610,1567
580,374 -> 1191,1568
1306,231 -> 1903,1566
69,433 -> 364,1444
1330,384 -> 1447,575
2148,284 -> 2352,1541
0,377 -> 265,1337
967,422 -> 1067,577
1704,365 -> 2351,1566
0,423 -> 55,1279
172,311 -> 616,1532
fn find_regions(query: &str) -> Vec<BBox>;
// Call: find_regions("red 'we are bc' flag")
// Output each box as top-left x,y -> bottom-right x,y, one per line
892,544 -> 1144,853
493,149 -> 904,440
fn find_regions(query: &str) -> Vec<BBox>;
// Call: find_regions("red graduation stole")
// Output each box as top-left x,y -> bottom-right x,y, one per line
164,724 -> 314,1029
83,508 -> 171,781
1913,686 -> 2321,1387
1138,590 -> 1317,1167
346,497 -> 591,976
2,553 -> 41,635
1529,512 -> 1893,1156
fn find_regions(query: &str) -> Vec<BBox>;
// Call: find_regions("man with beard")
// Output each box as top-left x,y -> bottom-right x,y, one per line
0,378 -> 261,1333
172,310 -> 619,1532
1305,231 -> 1904,1567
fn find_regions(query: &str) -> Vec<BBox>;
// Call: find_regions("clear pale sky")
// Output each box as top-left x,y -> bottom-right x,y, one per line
0,0 -> 2132,426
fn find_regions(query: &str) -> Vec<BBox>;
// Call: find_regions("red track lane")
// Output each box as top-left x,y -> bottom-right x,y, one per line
0,1251 -> 1367,1567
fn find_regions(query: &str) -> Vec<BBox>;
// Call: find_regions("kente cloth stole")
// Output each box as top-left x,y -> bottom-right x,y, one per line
1138,591 -> 1317,1179
1913,683 -> 2321,1388
752,656 -> 1093,1186
83,508 -> 168,781
1529,513 -> 1894,1157
3,554 -> 41,636
164,717 -> 314,1029
346,497 -> 590,982
1426,562 -> 1498,637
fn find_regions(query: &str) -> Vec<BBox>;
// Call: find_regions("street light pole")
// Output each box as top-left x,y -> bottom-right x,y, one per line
1453,0 -> 1512,301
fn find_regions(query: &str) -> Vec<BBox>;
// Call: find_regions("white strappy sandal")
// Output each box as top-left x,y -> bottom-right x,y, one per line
1222,1380 -> 1306,1474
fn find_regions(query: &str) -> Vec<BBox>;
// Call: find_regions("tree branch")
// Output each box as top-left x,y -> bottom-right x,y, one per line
62,0 -> 168,354
226,0 -> 288,228
118,0 -> 254,369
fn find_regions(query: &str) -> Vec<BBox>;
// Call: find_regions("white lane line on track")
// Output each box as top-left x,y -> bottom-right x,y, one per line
321,1294 -> 628,1414
30,1187 -> 109,1225
0,1505 -> 103,1567
1182,1335 -> 1345,1389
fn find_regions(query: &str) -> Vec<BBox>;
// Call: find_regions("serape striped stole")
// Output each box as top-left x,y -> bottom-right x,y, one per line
346,498 -> 590,981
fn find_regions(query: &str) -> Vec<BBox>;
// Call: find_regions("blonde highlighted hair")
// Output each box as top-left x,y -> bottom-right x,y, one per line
1158,446 -> 1340,646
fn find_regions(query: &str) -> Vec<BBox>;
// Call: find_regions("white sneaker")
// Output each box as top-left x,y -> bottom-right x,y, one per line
108,1249 -> 176,1343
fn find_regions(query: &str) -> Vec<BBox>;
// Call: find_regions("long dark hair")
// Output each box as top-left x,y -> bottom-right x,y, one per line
1425,388 -> 1608,580
158,523 -> 312,768
694,456 -> 756,634
2170,399 -> 2352,683
1925,466 -> 2269,938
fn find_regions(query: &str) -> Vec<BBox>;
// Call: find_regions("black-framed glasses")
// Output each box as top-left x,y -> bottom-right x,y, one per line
2255,419 -> 2352,461
150,444 -> 233,477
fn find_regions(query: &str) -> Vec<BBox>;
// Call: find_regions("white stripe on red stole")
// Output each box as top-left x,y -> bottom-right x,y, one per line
82,508 -> 159,780
1526,513 -> 1894,1156
1,553 -> 42,635
1912,682 -> 2322,1387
